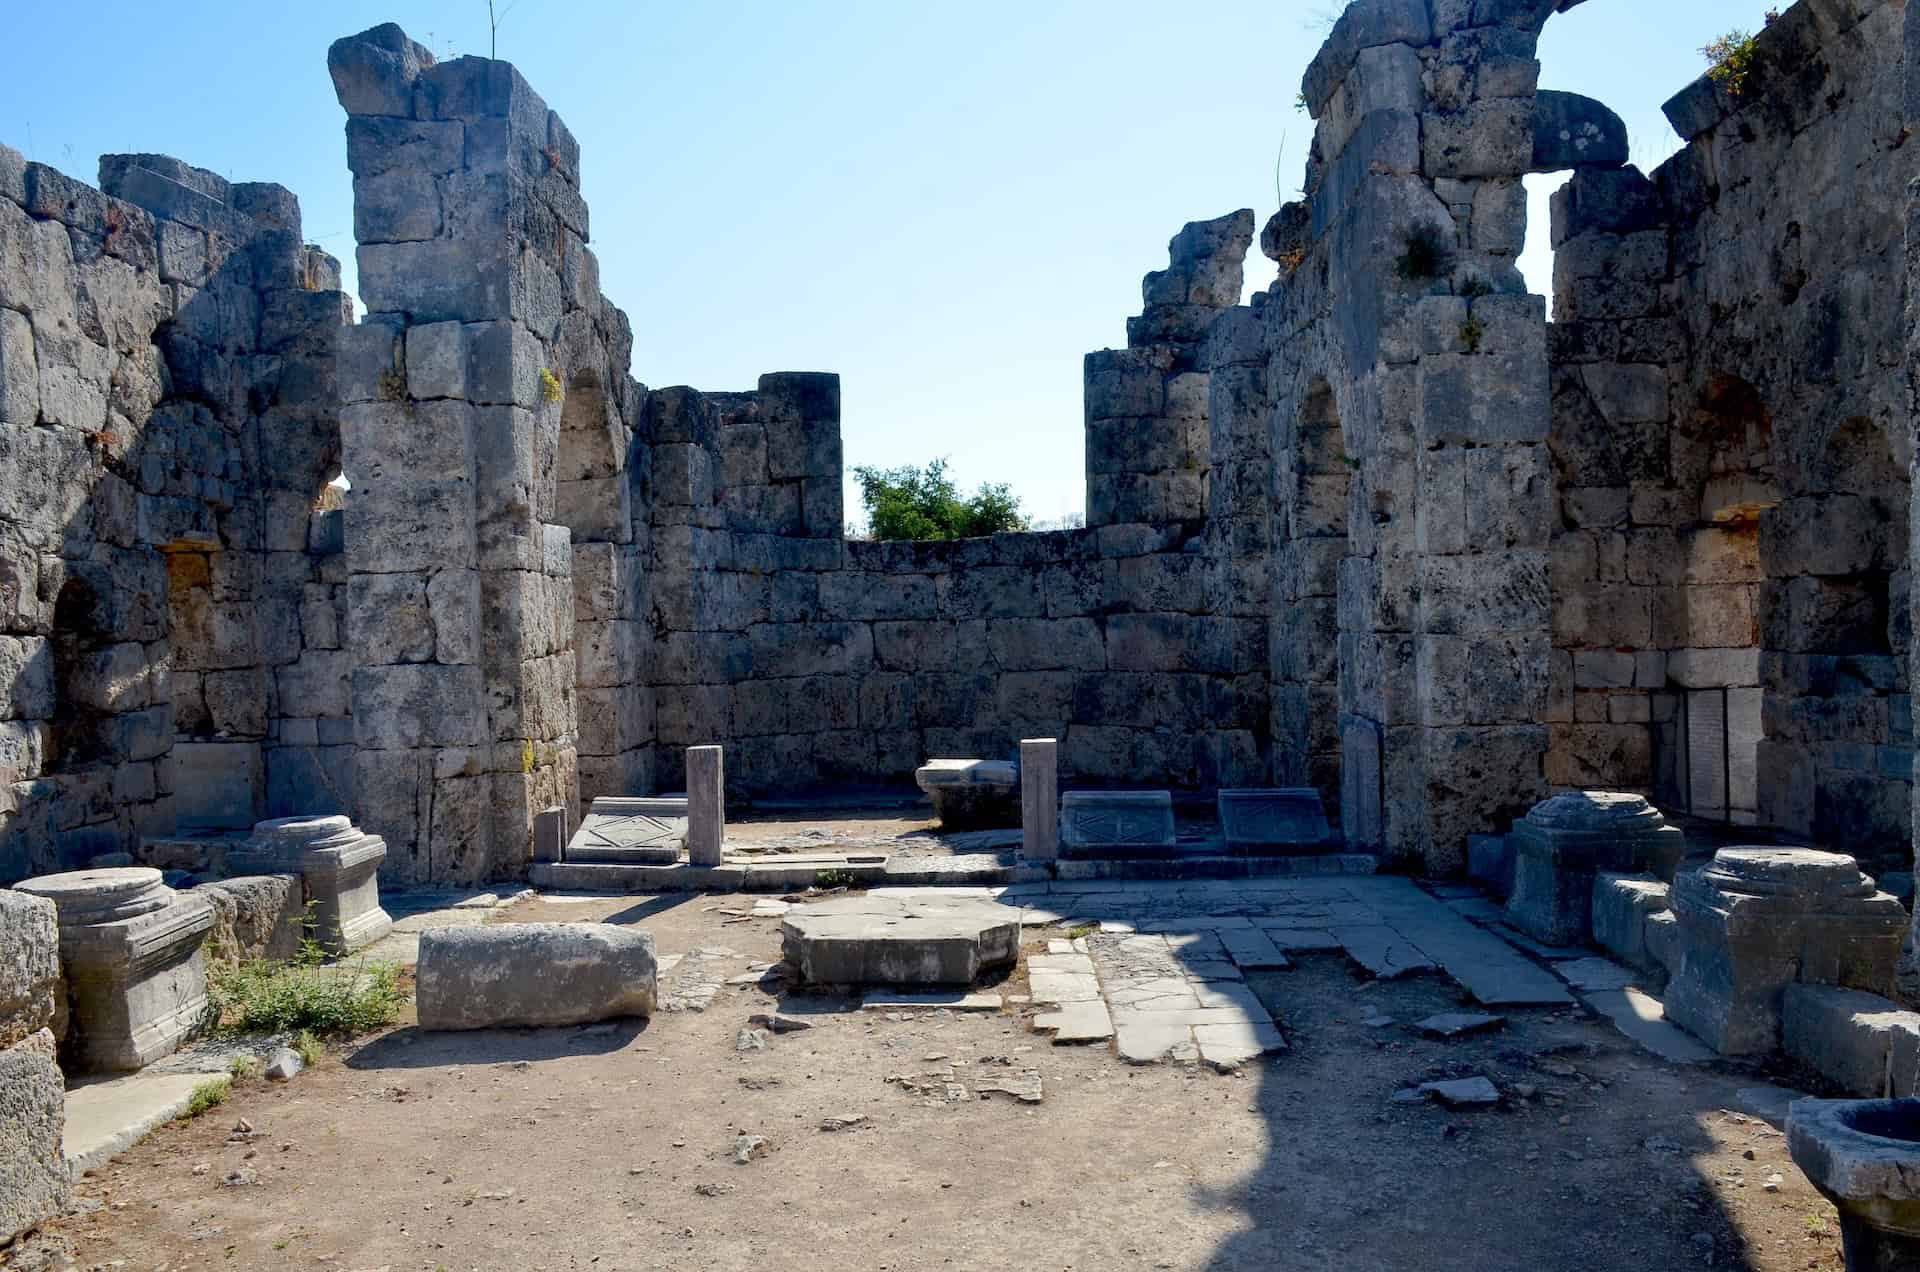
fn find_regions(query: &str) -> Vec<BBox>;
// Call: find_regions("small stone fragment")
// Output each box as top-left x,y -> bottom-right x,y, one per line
264,1047 -> 304,1082
1418,1077 -> 1501,1108
819,1115 -> 869,1132
731,1134 -> 769,1165
735,1028 -> 769,1053
1413,1012 -> 1504,1039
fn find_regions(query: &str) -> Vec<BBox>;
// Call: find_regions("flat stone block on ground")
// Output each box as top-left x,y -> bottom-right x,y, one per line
784,894 -> 1023,986
415,923 -> 658,1030
565,797 -> 689,865
1217,788 -> 1334,855
1060,791 -> 1177,860
1782,984 -> 1920,1098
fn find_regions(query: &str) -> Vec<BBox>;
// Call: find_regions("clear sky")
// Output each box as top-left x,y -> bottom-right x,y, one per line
3,0 -> 1777,528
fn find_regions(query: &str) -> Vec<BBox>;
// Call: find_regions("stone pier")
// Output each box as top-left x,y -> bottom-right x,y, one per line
16,868 -> 215,1072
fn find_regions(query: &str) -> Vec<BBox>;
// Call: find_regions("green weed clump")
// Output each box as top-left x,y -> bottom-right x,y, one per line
207,948 -> 404,1037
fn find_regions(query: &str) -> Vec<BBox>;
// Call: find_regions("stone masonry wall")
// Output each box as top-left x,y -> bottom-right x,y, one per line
1548,0 -> 1913,867
0,144 -> 350,887
636,375 -> 1268,800
329,26 -> 592,885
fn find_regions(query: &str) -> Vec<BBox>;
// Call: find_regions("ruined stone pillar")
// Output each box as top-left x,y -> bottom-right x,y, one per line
1020,738 -> 1059,861
16,867 -> 214,1072
328,25 -> 581,885
686,745 -> 725,867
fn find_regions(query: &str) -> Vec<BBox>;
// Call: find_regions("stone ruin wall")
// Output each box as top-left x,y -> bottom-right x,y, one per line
631,210 -> 1270,798
1546,0 -> 1913,873
6,1 -> 1920,888
0,146 -> 351,885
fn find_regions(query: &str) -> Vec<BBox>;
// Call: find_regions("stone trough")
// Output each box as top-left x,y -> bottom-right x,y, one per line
1789,1098 -> 1920,1269
781,894 -> 1024,986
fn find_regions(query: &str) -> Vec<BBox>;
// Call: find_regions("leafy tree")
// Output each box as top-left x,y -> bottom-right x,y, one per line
852,458 -> 1030,541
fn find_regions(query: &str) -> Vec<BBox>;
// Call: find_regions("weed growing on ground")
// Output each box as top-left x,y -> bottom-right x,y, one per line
181,1077 -> 230,1120
207,952 -> 404,1037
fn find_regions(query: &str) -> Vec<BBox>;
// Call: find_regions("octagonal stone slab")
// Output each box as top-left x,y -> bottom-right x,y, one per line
782,894 -> 1024,986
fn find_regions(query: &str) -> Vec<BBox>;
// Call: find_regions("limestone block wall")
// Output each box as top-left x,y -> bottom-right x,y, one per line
0,145 -> 350,887
1085,211 -> 1252,528
634,373 -> 1269,799
1547,0 -> 1913,865
1267,0 -> 1582,871
329,25 -> 591,885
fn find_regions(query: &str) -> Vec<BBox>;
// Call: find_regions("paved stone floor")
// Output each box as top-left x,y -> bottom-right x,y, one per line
785,876 -> 1709,1071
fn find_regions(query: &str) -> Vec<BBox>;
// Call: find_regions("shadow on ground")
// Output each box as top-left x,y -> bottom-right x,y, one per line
345,1018 -> 650,1069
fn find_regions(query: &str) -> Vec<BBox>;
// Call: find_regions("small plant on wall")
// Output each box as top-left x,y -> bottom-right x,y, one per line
1396,223 -> 1453,282
539,367 -> 564,404
1703,8 -> 1780,96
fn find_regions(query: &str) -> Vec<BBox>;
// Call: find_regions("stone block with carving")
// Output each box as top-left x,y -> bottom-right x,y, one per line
1060,790 -> 1178,860
564,796 -> 688,865
915,758 -> 1019,829
14,868 -> 214,1073
1666,848 -> 1907,1056
1217,788 -> 1334,855
1504,791 -> 1684,945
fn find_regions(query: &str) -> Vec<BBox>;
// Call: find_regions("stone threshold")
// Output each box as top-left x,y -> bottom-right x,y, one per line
528,852 -> 1380,895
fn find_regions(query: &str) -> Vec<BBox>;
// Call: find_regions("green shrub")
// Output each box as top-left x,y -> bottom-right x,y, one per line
852,458 -> 1028,541
1703,9 -> 1779,96
207,955 -> 405,1037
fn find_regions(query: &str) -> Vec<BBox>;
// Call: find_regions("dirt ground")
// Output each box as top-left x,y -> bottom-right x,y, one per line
30,891 -> 1851,1272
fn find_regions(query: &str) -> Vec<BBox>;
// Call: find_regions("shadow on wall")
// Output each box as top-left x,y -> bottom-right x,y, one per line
0,151 -> 350,885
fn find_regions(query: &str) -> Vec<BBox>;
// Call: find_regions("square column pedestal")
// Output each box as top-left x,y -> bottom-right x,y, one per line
231,816 -> 394,955
1667,848 -> 1907,1055
1505,791 -> 1685,945
15,868 -> 215,1073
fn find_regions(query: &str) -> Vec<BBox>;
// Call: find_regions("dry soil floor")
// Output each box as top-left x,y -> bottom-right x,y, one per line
30,889 -> 1851,1272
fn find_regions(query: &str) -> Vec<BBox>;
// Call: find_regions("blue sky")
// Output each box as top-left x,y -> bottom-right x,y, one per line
4,0 -> 1776,526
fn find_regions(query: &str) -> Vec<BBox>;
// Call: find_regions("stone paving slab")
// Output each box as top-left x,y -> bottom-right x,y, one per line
1328,925 -> 1438,979
65,1072 -> 214,1175
1557,957 -> 1637,993
1375,910 -> 1575,1007
1582,987 -> 1715,1064
1033,1001 -> 1115,1044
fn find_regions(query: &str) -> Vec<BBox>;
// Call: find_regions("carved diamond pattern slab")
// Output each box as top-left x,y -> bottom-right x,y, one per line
565,797 -> 688,864
1060,791 -> 1176,860
1218,788 -> 1334,856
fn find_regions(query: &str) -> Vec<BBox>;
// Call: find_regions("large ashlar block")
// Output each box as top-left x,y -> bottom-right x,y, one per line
230,816 -> 393,955
1666,849 -> 1908,1056
15,868 -> 215,1073
915,758 -> 1019,829
1505,791 -> 1685,945
564,796 -> 686,865
1060,790 -> 1177,860
0,1028 -> 69,1245
0,890 -> 60,1049
1218,788 -> 1334,855
781,894 -> 1022,986
417,924 -> 657,1030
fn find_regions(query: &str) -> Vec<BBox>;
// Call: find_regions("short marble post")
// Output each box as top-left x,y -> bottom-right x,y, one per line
15,868 -> 215,1072
533,806 -> 569,863
687,746 -> 725,867
1020,739 -> 1058,861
